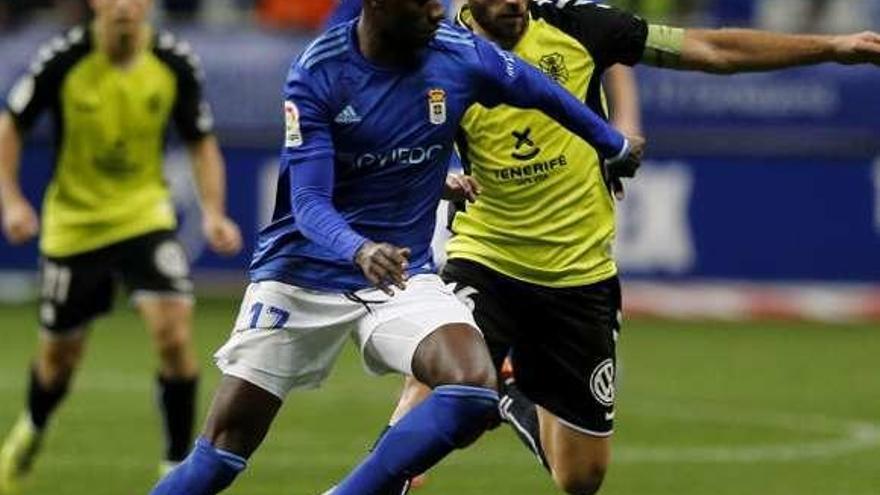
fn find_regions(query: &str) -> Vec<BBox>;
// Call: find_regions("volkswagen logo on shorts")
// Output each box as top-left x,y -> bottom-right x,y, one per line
154,240 -> 190,279
589,359 -> 615,407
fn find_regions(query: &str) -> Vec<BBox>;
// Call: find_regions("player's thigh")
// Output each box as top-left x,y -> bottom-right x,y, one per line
513,276 -> 622,438
214,281 -> 364,400
441,258 -> 524,370
537,406 -> 611,490
356,273 -> 491,384
117,230 -> 194,302
38,250 -> 115,336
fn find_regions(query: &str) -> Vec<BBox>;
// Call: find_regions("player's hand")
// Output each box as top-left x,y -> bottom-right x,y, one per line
354,241 -> 411,296
443,173 -> 481,203
202,212 -> 243,256
1,197 -> 39,245
606,134 -> 645,201
831,31 -> 880,65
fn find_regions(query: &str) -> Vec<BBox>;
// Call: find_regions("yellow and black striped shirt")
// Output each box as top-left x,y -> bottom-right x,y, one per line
448,1 -> 647,287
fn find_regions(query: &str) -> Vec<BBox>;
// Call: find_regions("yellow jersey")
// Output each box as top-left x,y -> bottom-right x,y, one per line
5,24 -> 213,257
447,2 -> 647,287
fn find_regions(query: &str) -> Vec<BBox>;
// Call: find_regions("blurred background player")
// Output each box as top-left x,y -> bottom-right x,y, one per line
0,0 -> 242,492
148,0 -> 643,493
333,1 -> 880,494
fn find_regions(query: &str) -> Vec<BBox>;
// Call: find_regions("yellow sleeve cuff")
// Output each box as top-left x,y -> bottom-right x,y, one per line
643,24 -> 685,67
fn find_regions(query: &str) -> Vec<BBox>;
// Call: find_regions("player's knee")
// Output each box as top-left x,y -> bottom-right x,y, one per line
446,361 -> 497,391
153,322 -> 197,376
414,323 -> 496,390
422,354 -> 497,390
153,320 -> 193,354
552,461 -> 607,495
437,347 -> 497,390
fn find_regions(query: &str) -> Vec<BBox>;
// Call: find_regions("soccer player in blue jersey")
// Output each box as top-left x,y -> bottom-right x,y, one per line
148,0 -> 642,494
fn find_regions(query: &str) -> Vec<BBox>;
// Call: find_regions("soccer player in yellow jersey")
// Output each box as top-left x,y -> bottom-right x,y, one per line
383,1 -> 880,493
0,0 -> 242,492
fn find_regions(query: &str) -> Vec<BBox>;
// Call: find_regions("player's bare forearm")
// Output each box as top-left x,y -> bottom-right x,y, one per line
0,111 -> 39,244
0,112 -> 25,206
188,135 -> 242,255
643,25 -> 880,73
604,65 -> 642,136
187,135 -> 228,217
681,29 -> 880,73
682,29 -> 837,73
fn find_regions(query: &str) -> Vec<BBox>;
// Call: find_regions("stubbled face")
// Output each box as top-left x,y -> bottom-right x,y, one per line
468,0 -> 528,48
90,0 -> 152,37
375,0 -> 446,49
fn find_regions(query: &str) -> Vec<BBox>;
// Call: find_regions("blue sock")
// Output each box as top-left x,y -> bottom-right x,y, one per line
333,385 -> 499,495
150,437 -> 247,495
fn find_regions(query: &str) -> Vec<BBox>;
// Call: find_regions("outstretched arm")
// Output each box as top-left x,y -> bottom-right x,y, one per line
644,24 -> 880,73
472,38 -> 633,162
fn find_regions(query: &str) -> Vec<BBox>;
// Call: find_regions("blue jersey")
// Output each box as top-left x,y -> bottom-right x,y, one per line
249,20 -> 625,292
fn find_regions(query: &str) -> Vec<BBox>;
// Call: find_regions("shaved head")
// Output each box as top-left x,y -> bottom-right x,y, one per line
361,0 -> 446,55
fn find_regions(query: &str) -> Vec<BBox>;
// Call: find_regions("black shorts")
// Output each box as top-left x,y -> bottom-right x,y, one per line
38,230 -> 193,333
442,258 -> 622,436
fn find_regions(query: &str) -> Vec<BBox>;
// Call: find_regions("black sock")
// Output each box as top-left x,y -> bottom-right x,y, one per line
156,374 -> 198,462
28,366 -> 69,431
499,380 -> 549,470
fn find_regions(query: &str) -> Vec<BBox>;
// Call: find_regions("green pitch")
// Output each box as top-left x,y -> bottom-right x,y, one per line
0,298 -> 878,495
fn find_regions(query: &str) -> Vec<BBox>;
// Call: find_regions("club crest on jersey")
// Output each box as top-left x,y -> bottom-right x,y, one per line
427,88 -> 447,125
284,100 -> 303,148
540,53 -> 570,84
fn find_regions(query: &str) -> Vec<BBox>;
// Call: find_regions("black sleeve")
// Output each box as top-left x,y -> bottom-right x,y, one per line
530,1 -> 648,69
5,26 -> 90,133
154,33 -> 214,142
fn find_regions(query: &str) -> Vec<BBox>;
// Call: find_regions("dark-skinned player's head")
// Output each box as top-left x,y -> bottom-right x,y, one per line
468,0 -> 528,48
363,0 -> 446,49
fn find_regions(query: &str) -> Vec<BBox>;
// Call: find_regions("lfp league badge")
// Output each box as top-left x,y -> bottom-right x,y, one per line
427,88 -> 447,125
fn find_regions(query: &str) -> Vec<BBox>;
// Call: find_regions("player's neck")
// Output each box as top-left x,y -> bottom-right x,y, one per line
356,17 -> 419,68
94,20 -> 149,68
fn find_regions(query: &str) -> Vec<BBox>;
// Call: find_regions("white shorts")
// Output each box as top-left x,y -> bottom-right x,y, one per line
214,274 -> 478,399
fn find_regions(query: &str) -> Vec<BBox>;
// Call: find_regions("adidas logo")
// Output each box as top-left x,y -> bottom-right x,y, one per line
334,105 -> 362,124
